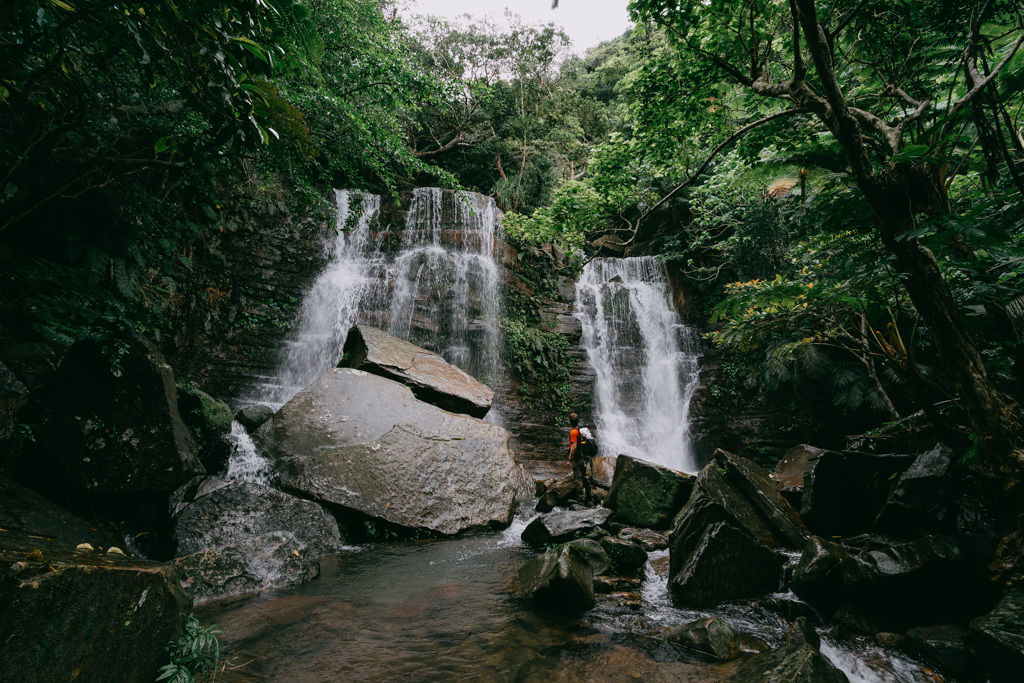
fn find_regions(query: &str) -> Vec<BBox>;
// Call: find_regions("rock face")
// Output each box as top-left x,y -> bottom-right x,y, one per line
605,455 -> 694,529
0,476 -> 119,549
177,383 -> 234,474
13,334 -> 204,494
521,507 -> 613,548
517,543 -> 596,613
255,368 -> 533,536
668,450 -> 807,608
172,477 -> 344,558
872,443 -> 953,537
0,531 -> 191,683
173,531 -> 320,604
801,450 -> 914,537
341,324 -> 493,418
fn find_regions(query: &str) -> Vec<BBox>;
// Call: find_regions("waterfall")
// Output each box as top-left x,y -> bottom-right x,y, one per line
244,187 -> 502,411
252,189 -> 382,409
574,256 -> 701,473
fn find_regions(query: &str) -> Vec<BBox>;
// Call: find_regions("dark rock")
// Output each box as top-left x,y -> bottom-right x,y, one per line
521,507 -> 613,548
0,531 -> 191,683
172,531 -> 320,604
954,470 -> 1018,561
663,617 -> 741,660
715,449 -> 809,548
590,455 -> 617,488
0,476 -> 118,549
791,536 -> 851,608
255,368 -> 533,536
605,454 -> 694,530
535,474 -> 575,513
772,444 -> 824,490
873,443 -> 954,537
904,624 -> 974,679
14,334 -> 204,494
565,538 -> 611,575
172,478 -> 343,558
341,324 -> 493,418
732,617 -> 849,682
669,518 -> 785,609
234,404 -> 274,431
177,383 -> 233,474
594,575 -> 643,593
617,526 -> 669,551
1,342 -> 59,392
970,587 -> 1024,683
516,543 -> 595,613
833,535 -> 997,631
801,450 -> 914,537
599,535 -> 649,576
0,362 -> 28,447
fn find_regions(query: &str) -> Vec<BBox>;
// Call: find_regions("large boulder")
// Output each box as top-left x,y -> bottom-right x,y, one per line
535,474 -> 575,513
667,451 -> 806,608
599,535 -> 649,576
13,334 -> 204,494
173,531 -> 320,604
605,454 -> 694,529
521,507 -> 613,548
970,588 -> 1024,683
801,450 -> 914,537
0,531 -> 191,682
771,444 -> 824,508
341,324 -> 493,418
516,543 -> 596,613
0,476 -> 119,549
172,477 -> 344,558
254,368 -> 532,536
663,617 -> 742,660
235,404 -> 274,432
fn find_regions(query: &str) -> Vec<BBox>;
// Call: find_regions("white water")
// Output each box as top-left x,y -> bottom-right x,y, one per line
224,420 -> 272,484
252,189 -> 382,409
574,256 -> 701,473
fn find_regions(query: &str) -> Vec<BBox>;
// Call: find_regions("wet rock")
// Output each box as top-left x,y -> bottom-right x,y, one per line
599,535 -> 648,576
535,474 -> 575,513
12,334 -> 204,494
0,476 -> 118,549
172,531 -> 320,604
341,324 -> 493,418
663,617 -> 741,660
970,587 -> 1024,683
594,575 -> 643,593
517,543 -> 595,613
790,536 -> 851,608
831,535 -> 997,632
801,450 -> 914,537
873,443 -> 954,537
605,454 -> 694,530
714,449 -> 809,548
590,455 -> 617,488
255,368 -> 532,536
234,404 -> 274,431
904,624 -> 974,679
177,383 -> 233,474
771,444 -> 824,508
521,507 -> 613,548
0,362 -> 28,450
0,531 -> 191,682
566,538 -> 611,575
172,477 -> 343,558
617,526 -> 669,551
732,617 -> 849,682
954,470 -> 1018,561
669,517 -> 785,609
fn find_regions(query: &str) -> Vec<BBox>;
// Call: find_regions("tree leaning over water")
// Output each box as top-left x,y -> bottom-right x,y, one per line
627,0 -> 1024,495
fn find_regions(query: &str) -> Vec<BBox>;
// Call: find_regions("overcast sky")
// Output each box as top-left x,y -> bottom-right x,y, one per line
404,1 -> 634,54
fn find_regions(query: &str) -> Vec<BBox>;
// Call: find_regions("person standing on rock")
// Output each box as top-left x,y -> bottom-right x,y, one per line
567,413 -> 593,505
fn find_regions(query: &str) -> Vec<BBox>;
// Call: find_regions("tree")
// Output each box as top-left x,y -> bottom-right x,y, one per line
629,0 -> 1024,490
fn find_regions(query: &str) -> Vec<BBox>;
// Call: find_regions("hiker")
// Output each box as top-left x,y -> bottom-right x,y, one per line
566,412 -> 593,505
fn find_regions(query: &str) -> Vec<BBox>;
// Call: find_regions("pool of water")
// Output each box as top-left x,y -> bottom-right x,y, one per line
196,509 -> 932,682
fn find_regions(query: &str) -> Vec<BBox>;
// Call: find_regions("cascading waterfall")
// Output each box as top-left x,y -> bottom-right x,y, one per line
574,256 -> 701,473
365,187 -> 503,389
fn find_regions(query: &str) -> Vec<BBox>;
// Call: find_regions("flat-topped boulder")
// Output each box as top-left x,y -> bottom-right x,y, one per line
341,324 -> 493,418
254,368 -> 532,536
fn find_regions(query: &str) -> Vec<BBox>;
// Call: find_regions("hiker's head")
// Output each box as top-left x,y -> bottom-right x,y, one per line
569,413 -> 579,427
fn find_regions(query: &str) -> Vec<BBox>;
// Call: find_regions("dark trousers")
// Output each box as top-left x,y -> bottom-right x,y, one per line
572,457 -> 592,504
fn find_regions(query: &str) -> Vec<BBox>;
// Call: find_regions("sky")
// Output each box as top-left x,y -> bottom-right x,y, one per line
404,0 -> 634,54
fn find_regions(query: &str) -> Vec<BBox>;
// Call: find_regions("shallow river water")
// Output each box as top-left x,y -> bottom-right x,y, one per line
196,507 -> 934,682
